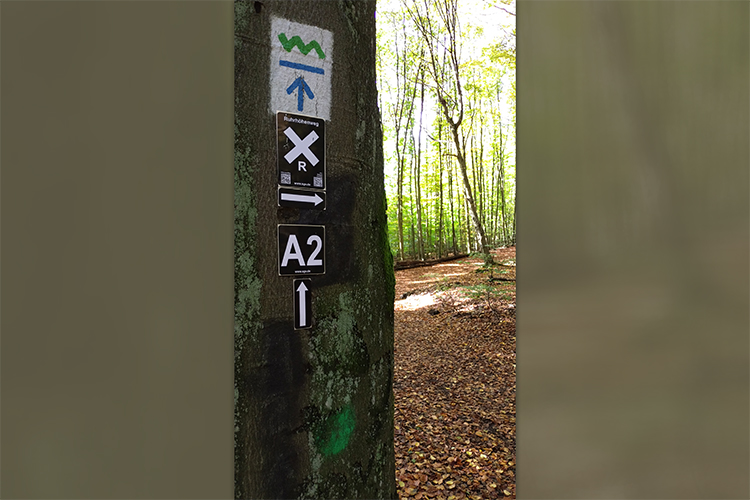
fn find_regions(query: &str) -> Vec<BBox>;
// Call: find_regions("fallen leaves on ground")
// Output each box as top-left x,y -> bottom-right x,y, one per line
394,247 -> 516,500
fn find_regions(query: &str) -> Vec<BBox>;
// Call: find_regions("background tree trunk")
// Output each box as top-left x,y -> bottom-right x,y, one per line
437,121 -> 444,258
452,127 -> 490,257
393,21 -> 418,262
448,146 -> 457,255
234,2 -> 395,498
415,67 -> 426,260
406,0 -> 492,262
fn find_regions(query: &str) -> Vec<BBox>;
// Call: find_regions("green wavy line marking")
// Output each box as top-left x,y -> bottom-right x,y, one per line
278,33 -> 326,59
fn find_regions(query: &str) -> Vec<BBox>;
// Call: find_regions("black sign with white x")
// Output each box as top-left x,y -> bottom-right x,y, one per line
277,112 -> 326,190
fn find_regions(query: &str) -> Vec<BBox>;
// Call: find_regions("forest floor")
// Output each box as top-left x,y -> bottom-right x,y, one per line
394,247 -> 516,500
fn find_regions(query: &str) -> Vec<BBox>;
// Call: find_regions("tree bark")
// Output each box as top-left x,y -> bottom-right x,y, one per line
437,121 -> 444,258
394,21 -> 418,263
447,141 -> 457,255
512,188 -> 516,244
478,118 -> 485,233
396,147 -> 405,260
496,84 -> 511,246
408,150 -> 416,259
234,2 -> 395,498
450,123 -> 490,257
415,66 -> 426,261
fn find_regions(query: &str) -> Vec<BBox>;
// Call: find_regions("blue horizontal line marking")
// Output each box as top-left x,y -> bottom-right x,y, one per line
280,60 -> 325,75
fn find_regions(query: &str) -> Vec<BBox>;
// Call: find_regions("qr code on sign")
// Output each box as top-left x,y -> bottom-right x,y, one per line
313,174 -> 323,188
280,172 -> 291,185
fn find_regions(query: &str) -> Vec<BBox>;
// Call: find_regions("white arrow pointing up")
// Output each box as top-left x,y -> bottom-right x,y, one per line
281,192 -> 324,206
296,281 -> 309,327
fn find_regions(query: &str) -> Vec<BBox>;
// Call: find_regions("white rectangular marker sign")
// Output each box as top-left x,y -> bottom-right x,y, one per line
269,17 -> 333,121
293,279 -> 312,330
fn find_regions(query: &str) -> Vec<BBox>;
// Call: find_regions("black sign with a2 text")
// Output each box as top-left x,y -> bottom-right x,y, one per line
278,224 -> 325,276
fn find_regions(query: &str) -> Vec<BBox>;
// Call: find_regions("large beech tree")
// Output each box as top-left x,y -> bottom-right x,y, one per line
234,1 -> 396,498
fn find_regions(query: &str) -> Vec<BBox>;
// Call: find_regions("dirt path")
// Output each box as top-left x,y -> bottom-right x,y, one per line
394,248 -> 516,500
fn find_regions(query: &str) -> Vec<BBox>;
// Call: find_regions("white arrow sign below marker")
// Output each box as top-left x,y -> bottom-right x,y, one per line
281,192 -> 324,206
296,280 -> 309,327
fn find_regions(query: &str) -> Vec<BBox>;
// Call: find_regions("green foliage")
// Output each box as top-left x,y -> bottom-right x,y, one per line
377,0 -> 516,261
461,284 -> 511,303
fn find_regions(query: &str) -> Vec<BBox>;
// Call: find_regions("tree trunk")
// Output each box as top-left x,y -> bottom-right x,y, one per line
478,119 -> 485,235
449,124 -> 490,258
497,123 -> 508,246
234,2 -> 395,498
397,151 -> 405,260
437,121 -> 444,258
464,193 -> 471,253
499,160 -> 507,246
403,73 -> 418,261
394,23 -> 405,262
393,21 -> 418,263
512,187 -> 517,244
489,122 -> 499,246
406,0 -> 492,262
415,68 -> 426,260
413,136 -> 422,259
470,135 -> 478,223
409,147 -> 419,259
447,143 -> 457,255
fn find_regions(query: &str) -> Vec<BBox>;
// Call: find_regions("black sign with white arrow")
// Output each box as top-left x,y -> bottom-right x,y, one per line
278,187 -> 326,210
293,279 -> 312,329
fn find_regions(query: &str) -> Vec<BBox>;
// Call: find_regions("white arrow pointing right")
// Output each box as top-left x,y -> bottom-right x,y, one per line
296,281 -> 309,327
281,192 -> 323,206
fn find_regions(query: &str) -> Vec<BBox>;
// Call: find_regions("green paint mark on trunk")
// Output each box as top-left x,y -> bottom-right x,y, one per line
317,405 -> 355,456
278,33 -> 326,59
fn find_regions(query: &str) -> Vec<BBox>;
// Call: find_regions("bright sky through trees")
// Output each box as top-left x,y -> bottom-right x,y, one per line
377,0 -> 515,175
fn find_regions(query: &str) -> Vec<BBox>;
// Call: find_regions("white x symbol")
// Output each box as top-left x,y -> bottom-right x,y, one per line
284,128 -> 319,166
